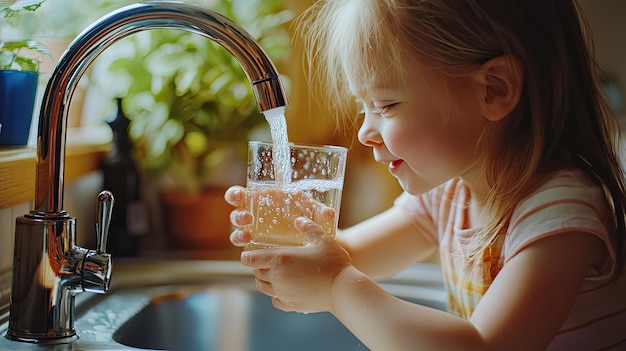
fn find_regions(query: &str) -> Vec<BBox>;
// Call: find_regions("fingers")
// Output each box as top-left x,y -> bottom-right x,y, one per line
253,270 -> 294,312
295,217 -> 327,242
230,229 -> 251,246
230,209 -> 253,226
224,185 -> 247,206
254,271 -> 274,296
226,186 -> 252,247
293,191 -> 335,224
240,249 -> 273,269
229,210 -> 253,246
271,296 -> 294,311
313,204 -> 335,223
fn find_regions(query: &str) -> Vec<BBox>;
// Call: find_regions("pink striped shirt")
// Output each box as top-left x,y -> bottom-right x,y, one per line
395,168 -> 626,350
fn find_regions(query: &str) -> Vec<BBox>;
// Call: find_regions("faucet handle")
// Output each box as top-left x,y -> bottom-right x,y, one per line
82,190 -> 115,294
96,190 -> 114,253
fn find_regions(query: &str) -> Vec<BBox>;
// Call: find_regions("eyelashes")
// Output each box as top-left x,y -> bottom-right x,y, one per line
372,103 -> 399,116
353,98 -> 398,117
372,106 -> 386,115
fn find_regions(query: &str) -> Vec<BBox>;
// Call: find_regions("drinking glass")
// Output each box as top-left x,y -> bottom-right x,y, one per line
244,141 -> 348,250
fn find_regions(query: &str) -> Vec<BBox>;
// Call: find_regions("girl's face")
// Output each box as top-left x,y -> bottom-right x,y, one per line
353,60 -> 487,195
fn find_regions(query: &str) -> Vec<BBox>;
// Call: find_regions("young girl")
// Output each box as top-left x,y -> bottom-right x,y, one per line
225,0 -> 626,349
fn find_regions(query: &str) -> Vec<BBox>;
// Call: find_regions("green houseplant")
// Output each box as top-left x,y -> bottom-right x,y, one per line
0,0 -> 51,145
107,0 -> 292,193
0,0 -> 50,71
102,0 -> 293,248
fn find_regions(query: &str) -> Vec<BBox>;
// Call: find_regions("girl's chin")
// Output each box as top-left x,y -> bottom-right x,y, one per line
394,171 -> 431,196
393,173 -> 416,194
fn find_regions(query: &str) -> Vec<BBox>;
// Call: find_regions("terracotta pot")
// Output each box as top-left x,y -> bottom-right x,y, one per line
159,188 -> 232,249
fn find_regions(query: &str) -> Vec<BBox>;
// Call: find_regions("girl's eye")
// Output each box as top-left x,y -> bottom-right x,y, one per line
372,103 -> 398,116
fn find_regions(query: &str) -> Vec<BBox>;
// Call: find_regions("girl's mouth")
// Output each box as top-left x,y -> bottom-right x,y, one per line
389,159 -> 403,171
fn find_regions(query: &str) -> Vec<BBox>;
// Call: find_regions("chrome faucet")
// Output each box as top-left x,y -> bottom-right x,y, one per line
6,0 -> 288,344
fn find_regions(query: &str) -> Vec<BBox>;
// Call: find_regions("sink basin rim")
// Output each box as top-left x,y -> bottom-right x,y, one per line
1,259 -> 445,351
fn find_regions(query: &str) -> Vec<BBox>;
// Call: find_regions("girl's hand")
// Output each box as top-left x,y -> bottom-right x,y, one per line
224,185 -> 253,246
224,185 -> 337,247
240,217 -> 352,313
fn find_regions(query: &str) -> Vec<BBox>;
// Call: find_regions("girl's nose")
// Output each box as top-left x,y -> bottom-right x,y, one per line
357,113 -> 382,147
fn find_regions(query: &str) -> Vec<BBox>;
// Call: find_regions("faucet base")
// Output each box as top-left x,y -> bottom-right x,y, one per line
5,333 -> 78,345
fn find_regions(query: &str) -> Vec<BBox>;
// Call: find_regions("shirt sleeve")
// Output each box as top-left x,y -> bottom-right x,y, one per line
503,170 -> 617,279
393,190 -> 440,246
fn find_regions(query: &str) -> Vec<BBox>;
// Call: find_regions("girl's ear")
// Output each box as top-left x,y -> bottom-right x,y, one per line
474,55 -> 523,122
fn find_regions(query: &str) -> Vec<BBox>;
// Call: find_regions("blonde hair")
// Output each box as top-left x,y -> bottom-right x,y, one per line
298,0 -> 626,270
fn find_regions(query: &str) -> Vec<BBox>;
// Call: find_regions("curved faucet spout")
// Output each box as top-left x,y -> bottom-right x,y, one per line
35,0 -> 288,214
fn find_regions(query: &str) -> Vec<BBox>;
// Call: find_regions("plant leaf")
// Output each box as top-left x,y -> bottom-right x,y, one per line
0,39 -> 52,71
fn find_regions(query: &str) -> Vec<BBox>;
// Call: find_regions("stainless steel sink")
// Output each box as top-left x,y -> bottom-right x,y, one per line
1,260 -> 445,351
111,284 -> 363,351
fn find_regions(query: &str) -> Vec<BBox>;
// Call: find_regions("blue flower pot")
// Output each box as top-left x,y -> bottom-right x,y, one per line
0,70 -> 38,146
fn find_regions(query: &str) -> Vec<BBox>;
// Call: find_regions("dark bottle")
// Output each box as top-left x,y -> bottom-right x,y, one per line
101,97 -> 148,256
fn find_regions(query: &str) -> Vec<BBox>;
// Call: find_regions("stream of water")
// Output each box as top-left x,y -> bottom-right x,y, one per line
262,106 -> 291,183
